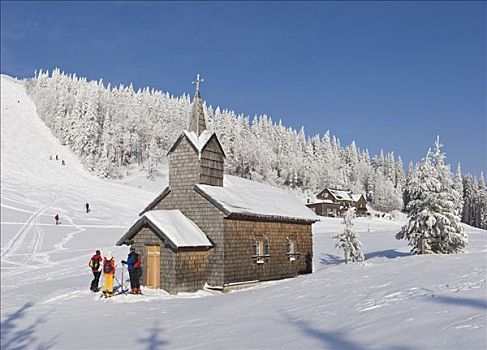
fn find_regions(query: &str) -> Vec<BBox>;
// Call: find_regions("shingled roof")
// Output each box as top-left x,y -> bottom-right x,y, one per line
196,175 -> 319,223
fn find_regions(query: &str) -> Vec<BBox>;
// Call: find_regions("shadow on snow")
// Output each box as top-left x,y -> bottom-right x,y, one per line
319,253 -> 344,265
281,311 -> 413,350
320,249 -> 410,266
138,323 -> 169,350
364,249 -> 411,260
0,302 -> 57,350
429,294 -> 487,310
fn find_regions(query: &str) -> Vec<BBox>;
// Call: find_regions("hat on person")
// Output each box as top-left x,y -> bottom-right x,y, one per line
96,250 -> 101,255
106,250 -> 113,260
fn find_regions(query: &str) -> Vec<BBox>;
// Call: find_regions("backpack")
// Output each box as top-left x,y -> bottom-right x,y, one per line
91,257 -> 100,271
133,253 -> 142,269
103,259 -> 113,273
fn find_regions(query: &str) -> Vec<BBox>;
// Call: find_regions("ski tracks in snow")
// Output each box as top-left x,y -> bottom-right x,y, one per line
1,194 -> 58,262
356,279 -> 487,313
1,190 -> 107,289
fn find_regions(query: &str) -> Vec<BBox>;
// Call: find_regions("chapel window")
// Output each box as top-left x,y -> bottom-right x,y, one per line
253,234 -> 270,263
286,235 -> 300,261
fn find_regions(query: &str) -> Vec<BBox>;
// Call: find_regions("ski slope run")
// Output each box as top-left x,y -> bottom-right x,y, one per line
0,75 -> 153,309
1,75 -> 486,350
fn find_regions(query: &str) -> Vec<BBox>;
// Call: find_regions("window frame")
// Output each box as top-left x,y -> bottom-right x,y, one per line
252,233 -> 270,263
286,234 -> 301,261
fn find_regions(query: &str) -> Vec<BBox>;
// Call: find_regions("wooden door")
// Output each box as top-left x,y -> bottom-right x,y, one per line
146,245 -> 160,288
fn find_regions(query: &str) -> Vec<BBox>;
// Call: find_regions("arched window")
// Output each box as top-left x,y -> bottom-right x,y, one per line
286,235 -> 300,261
253,234 -> 270,263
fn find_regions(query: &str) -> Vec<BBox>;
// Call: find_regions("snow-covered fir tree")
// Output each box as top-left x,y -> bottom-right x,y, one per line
397,137 -> 468,254
332,208 -> 364,263
371,172 -> 403,212
403,161 -> 416,211
453,163 -> 464,216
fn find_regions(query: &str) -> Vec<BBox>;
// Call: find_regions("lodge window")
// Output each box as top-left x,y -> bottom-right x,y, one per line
286,235 -> 300,261
253,234 -> 270,264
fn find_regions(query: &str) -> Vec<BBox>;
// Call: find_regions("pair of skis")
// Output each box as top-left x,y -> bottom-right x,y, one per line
99,264 -> 129,298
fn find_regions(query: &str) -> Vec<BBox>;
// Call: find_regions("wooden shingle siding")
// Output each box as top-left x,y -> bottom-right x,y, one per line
200,138 -> 224,186
223,219 -> 312,285
168,138 -> 201,191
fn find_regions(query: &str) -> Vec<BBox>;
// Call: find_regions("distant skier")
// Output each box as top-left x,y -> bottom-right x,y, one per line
121,247 -> 142,294
56,154 -> 59,160
61,160 -> 65,166
101,251 -> 116,298
49,155 -> 52,160
54,213 -> 60,225
88,250 -> 103,292
85,203 -> 90,213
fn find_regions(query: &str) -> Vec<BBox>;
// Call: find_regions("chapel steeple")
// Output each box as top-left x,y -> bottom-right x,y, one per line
188,73 -> 207,136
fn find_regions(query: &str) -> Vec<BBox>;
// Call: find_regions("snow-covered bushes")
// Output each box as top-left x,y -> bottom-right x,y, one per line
333,208 -> 364,263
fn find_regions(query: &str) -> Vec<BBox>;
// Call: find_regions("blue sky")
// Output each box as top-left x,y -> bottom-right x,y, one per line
1,1 -> 485,175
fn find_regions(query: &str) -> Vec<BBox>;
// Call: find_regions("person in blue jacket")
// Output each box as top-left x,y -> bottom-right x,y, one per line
121,247 -> 142,294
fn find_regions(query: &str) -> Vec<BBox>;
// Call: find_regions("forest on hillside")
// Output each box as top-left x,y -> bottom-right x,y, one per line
25,69 -> 486,228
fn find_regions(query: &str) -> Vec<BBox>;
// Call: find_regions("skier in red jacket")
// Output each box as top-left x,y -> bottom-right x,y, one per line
88,250 -> 103,292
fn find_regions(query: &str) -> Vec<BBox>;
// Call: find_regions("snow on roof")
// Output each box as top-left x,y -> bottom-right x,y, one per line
145,210 -> 212,247
328,189 -> 353,201
196,175 -> 319,223
351,193 -> 364,202
117,210 -> 212,248
307,199 -> 336,205
183,130 -> 214,155
326,189 -> 364,203
167,130 -> 224,159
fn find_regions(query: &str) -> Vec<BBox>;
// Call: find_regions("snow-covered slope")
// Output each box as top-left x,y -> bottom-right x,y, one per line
1,75 -> 486,349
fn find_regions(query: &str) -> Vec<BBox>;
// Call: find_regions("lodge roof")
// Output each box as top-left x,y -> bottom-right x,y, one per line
326,188 -> 365,203
116,209 -> 213,248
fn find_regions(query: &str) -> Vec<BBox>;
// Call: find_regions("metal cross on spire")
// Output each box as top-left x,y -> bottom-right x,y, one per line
192,73 -> 204,93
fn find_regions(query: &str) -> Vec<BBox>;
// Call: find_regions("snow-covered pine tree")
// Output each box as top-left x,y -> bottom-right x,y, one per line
146,137 -> 160,181
384,152 -> 396,183
395,156 -> 406,190
403,161 -> 416,211
332,208 -> 364,263
453,163 -> 464,217
462,174 -> 477,225
477,173 -> 487,229
371,172 -> 403,212
397,137 -> 468,254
